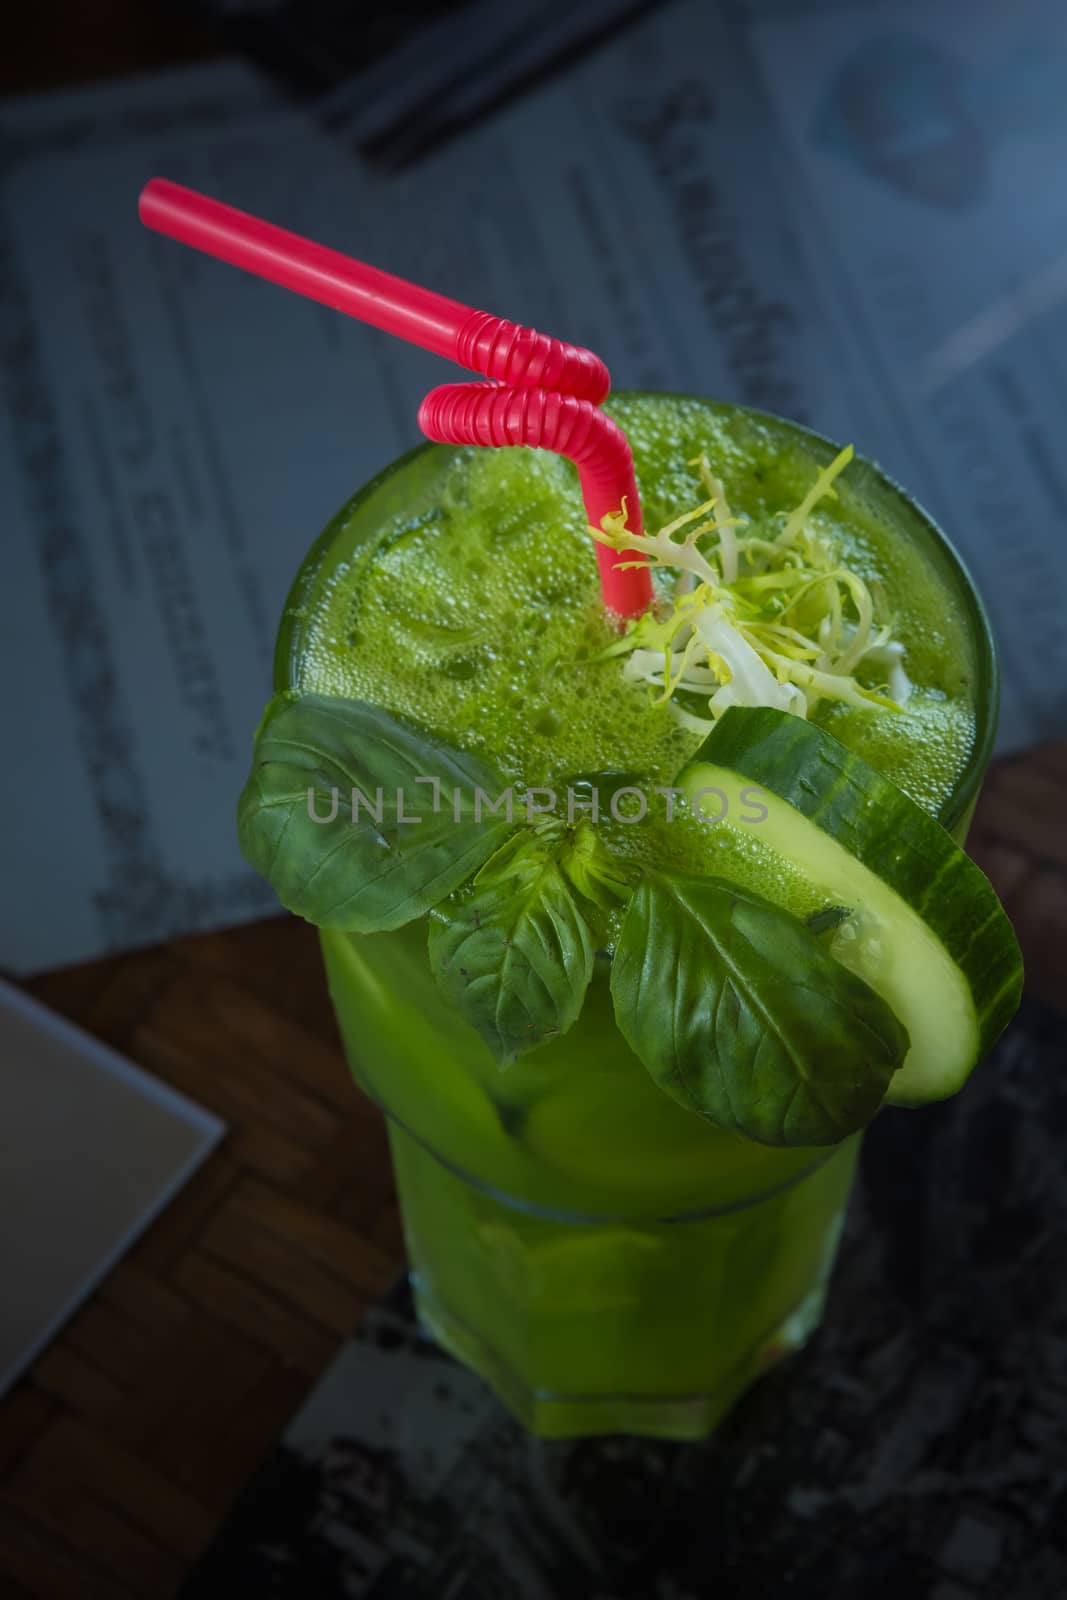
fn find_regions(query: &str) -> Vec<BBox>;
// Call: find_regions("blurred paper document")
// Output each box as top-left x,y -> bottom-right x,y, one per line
4,6 -> 1067,976
742,0 -> 1067,746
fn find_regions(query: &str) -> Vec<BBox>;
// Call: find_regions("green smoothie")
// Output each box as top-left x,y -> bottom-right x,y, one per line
241,394 -> 1017,1439
290,395 -> 979,819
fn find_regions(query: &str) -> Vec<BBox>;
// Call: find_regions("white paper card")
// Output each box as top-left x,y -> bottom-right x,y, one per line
0,979 -> 225,1396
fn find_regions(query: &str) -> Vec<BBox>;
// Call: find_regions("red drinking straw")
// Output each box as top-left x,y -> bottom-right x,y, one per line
138,177 -> 653,616
140,178 -> 609,399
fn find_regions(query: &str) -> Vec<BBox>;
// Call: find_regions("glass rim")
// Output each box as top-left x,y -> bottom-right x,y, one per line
276,393 -> 999,833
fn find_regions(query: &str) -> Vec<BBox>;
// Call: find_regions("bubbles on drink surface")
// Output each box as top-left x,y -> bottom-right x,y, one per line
295,395 -> 978,832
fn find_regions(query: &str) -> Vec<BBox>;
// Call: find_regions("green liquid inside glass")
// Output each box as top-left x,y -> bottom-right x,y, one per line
277,395 -> 996,1439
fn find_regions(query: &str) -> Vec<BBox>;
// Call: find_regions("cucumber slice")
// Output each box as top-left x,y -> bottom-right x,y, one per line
679,707 -> 1022,1107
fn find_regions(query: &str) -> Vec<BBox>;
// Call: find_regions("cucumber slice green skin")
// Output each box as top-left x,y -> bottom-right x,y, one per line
683,707 -> 1023,1105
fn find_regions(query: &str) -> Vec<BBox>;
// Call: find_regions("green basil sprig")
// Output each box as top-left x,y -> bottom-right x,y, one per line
238,694 -> 910,1139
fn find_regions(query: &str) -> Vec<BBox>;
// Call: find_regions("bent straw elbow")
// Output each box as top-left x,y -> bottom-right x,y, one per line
418,384 -> 652,618
454,312 -> 610,402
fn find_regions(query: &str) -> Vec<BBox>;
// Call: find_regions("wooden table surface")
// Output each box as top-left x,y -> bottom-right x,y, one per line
3,10 -> 1067,1596
4,915 -> 403,1600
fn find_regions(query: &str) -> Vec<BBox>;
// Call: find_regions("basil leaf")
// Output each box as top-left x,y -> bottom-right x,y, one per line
611,871 -> 909,1147
559,822 -> 636,909
429,830 -> 595,1063
237,693 -> 515,931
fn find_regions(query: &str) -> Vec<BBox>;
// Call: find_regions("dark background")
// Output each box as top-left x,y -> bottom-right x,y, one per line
0,0 -> 472,96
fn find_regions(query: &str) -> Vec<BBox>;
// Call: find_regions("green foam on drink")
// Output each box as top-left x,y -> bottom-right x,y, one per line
291,394 -> 977,828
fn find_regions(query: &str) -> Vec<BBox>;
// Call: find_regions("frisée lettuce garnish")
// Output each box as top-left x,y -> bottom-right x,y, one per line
592,444 -> 914,732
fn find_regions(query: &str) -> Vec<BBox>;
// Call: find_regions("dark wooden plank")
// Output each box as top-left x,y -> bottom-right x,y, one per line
975,762 -> 1067,868
121,1152 -> 241,1277
78,950 -> 178,1056
24,958 -> 125,1026
0,1502 -> 138,1600
0,1576 -> 37,1599
1029,740 -> 1067,785
141,1315 -> 278,1497
369,1201 -> 407,1259
0,1387 -> 57,1480
30,1347 -> 130,1434
11,1418 -> 213,1563
201,1204 -> 369,1336
1010,868 -> 1067,1010
61,1300 -> 166,1390
180,918 -> 342,1047
225,1178 -> 396,1295
167,1362 -> 313,1516
967,837 -> 1033,909
171,1253 -> 340,1378
141,1323 -> 315,1516
95,1265 -> 193,1343
0,1485 -> 186,1599
228,1122 -> 318,1187
132,1007 -> 343,1151
168,975 -> 357,1113
291,1111 -> 396,1213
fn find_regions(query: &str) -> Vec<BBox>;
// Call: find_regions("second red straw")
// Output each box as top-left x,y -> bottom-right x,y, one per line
419,385 -> 649,615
